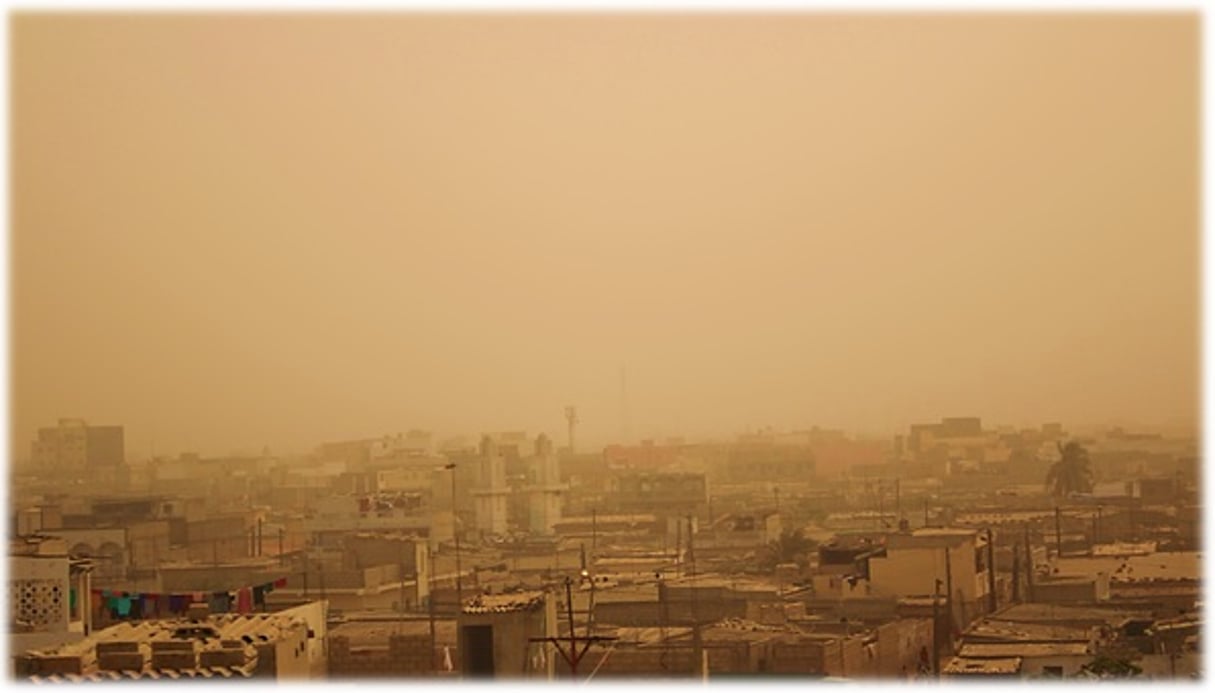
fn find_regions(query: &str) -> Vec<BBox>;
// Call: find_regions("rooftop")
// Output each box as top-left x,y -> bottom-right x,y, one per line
461,591 -> 547,614
944,656 -> 1023,675
15,607 -> 319,682
1055,551 -> 1200,583
966,619 -> 1093,643
994,603 -> 1149,626
958,642 -> 1091,658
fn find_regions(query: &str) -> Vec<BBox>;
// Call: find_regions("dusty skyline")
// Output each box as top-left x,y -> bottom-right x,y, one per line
10,13 -> 1200,460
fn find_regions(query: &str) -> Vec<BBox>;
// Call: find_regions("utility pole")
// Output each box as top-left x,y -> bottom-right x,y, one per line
931,578 -> 942,679
529,576 -> 617,680
1054,506 -> 1063,558
985,528 -> 997,613
257,516 -> 264,557
688,514 -> 702,677
1095,506 -> 1103,548
1011,541 -> 1021,603
895,478 -> 902,523
1023,523 -> 1035,602
445,462 -> 463,609
428,545 -> 438,671
944,547 -> 954,649
398,546 -> 407,633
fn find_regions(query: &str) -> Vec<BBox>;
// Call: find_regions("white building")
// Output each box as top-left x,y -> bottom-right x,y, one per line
10,535 -> 95,653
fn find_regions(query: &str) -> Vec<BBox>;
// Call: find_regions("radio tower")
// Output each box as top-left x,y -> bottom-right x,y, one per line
564,405 -> 579,455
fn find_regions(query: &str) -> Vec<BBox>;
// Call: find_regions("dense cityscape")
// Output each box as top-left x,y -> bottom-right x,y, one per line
9,8 -> 1201,684
9,415 -> 1201,680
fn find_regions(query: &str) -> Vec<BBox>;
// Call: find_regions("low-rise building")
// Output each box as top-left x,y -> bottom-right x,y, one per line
13,601 -> 328,681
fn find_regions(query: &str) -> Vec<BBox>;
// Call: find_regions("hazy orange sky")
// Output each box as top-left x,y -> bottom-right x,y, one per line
10,13 -> 1199,460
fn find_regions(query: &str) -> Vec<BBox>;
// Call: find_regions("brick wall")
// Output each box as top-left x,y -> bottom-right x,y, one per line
329,634 -> 436,678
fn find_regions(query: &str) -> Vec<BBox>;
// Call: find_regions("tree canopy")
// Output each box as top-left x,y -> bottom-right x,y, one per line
1045,441 -> 1094,498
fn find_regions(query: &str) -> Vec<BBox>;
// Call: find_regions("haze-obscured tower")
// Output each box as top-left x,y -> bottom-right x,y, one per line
472,435 -> 509,536
526,434 -> 564,535
563,405 -> 578,455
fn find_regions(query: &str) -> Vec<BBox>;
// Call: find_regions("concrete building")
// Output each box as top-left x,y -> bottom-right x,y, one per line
954,641 -> 1093,678
13,601 -> 329,681
525,434 -> 564,535
10,536 -> 95,653
456,591 -> 557,678
30,420 -> 125,473
608,471 -> 708,517
868,528 -> 992,631
471,436 -> 509,537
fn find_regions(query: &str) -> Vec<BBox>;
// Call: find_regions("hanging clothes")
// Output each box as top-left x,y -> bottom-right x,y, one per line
168,594 -> 188,614
236,587 -> 253,614
114,597 -> 132,617
209,591 -> 232,613
69,588 -> 77,612
273,577 -> 288,588
252,584 -> 270,610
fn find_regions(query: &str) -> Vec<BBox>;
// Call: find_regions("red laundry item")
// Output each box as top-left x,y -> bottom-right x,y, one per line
273,577 -> 287,588
236,587 -> 253,614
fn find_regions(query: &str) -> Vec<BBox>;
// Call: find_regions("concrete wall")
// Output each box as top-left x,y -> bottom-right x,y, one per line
157,562 -> 283,593
272,600 -> 328,678
1020,654 -> 1090,678
184,515 -> 251,564
10,554 -> 71,633
874,618 -> 933,678
41,528 -> 127,580
330,634 -> 436,678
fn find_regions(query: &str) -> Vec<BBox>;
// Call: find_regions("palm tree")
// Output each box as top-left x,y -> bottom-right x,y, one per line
1045,441 -> 1094,498
763,528 -> 817,569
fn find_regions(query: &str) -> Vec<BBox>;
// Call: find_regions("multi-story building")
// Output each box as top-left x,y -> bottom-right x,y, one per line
608,471 -> 708,518
868,528 -> 992,631
30,419 -> 124,472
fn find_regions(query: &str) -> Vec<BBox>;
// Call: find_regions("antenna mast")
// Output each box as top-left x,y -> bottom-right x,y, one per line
564,405 -> 579,455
